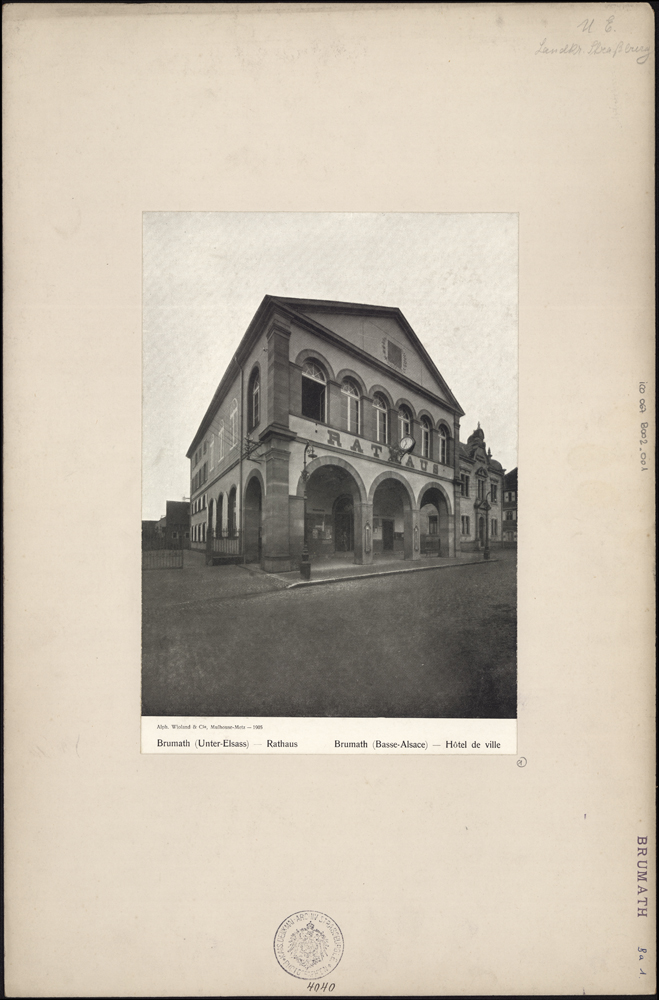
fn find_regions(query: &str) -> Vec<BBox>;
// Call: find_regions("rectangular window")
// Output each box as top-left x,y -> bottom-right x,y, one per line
376,408 -> 388,444
387,340 -> 402,368
203,441 -> 207,454
505,510 -> 517,521
491,519 -> 498,536
422,426 -> 430,458
461,515 -> 470,535
301,378 -> 326,423
490,484 -> 497,502
460,474 -> 470,497
477,479 -> 486,500
346,395 -> 359,434
428,515 -> 438,535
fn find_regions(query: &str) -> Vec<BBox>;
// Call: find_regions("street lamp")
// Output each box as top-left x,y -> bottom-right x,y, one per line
299,442 -> 317,580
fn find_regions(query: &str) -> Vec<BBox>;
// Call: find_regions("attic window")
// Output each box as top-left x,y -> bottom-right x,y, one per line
387,340 -> 403,368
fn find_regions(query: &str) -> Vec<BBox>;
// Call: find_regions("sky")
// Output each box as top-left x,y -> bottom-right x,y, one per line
143,213 -> 517,521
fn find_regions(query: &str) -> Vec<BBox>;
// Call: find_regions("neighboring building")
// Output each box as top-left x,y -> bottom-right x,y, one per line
141,520 -> 158,545
186,296 -> 505,572
157,500 -> 191,548
458,424 -> 505,552
502,467 -> 518,546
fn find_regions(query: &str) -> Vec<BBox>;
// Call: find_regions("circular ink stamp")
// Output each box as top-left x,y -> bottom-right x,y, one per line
274,910 -> 344,980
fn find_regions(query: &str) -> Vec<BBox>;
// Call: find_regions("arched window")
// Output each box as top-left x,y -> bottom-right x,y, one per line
438,425 -> 448,464
399,405 -> 412,441
218,421 -> 225,461
373,393 -> 388,444
248,368 -> 260,432
229,400 -> 238,449
421,417 -> 431,458
301,360 -> 326,423
216,494 -> 224,537
228,486 -> 237,538
341,378 -> 360,434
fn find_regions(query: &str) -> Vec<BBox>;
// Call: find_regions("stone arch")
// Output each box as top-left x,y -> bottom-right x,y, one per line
417,407 -> 435,425
293,349 -> 336,383
394,397 -> 417,420
336,368 -> 368,396
436,419 -> 453,465
243,470 -> 264,563
295,454 -> 367,503
243,466 -> 265,501
417,480 -> 453,515
368,469 -> 416,508
368,384 -> 395,408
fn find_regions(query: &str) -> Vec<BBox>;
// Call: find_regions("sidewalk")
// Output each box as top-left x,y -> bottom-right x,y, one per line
241,551 -> 495,589
143,548 -> 500,610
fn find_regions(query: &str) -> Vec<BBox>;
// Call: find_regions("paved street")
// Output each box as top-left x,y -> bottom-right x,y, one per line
142,550 -> 516,719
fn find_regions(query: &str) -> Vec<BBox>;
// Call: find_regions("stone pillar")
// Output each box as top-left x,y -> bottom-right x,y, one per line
353,501 -> 374,565
404,507 -> 421,560
266,318 -> 291,431
411,418 -> 422,456
361,396 -> 375,442
389,407 -> 399,447
262,440 -> 293,573
447,499 -> 455,557
327,380 -> 342,430
288,494 -> 305,564
453,415 -> 461,557
289,363 -> 302,417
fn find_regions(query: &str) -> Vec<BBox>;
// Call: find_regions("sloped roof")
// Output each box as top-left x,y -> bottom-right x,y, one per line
187,294 -> 464,455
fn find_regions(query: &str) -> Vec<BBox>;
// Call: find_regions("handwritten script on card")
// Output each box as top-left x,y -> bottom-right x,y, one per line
535,14 -> 651,64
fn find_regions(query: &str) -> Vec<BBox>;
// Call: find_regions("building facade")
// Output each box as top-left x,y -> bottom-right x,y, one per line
502,467 -> 518,546
187,296 -> 505,572
157,500 -> 191,548
458,425 -> 505,552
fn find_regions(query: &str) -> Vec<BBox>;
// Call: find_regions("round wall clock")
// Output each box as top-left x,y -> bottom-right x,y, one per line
399,436 -> 416,453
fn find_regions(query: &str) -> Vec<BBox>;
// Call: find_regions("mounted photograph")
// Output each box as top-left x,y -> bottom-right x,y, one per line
141,213 -> 518,750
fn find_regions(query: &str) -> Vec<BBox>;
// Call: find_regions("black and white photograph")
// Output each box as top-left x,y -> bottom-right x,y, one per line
142,213 -> 518,742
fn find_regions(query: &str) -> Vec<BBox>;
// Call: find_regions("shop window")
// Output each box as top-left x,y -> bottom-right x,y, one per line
373,394 -> 388,443
301,360 -> 326,423
341,378 -> 360,434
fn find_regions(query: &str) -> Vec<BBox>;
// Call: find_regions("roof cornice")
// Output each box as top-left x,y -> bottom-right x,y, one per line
187,294 -> 466,456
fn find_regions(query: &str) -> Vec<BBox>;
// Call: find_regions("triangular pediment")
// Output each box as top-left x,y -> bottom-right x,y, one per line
271,298 -> 459,408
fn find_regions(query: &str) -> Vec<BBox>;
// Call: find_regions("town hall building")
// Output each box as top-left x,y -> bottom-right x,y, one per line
186,296 -> 505,572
